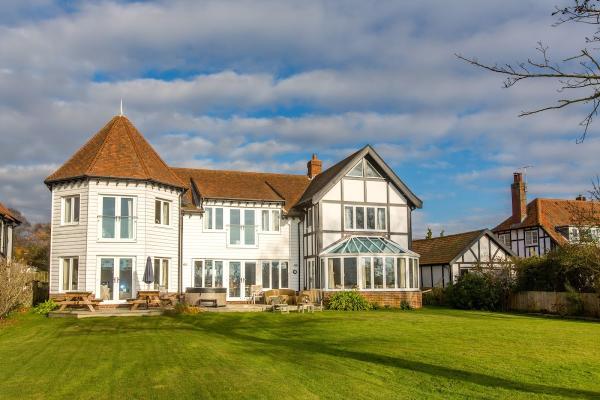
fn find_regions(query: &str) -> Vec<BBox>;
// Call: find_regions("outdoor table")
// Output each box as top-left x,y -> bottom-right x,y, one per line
129,291 -> 162,310
56,292 -> 96,312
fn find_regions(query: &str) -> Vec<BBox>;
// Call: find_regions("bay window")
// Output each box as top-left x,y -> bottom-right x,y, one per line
204,207 -> 224,230
62,195 -> 80,224
344,206 -> 386,231
155,199 -> 170,226
100,196 -> 135,239
61,257 -> 78,291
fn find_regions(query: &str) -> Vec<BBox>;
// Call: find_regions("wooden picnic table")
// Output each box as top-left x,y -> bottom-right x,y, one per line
128,290 -> 162,310
56,292 -> 96,312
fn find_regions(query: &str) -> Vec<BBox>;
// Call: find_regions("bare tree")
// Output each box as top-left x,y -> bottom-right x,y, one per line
457,0 -> 600,142
0,259 -> 34,318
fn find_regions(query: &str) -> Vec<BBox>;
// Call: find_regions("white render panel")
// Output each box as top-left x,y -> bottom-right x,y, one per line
479,237 -> 490,262
389,206 -> 408,233
322,232 -> 342,250
342,178 -> 364,202
322,181 -> 341,201
321,203 -> 341,231
366,180 -> 387,203
388,184 -> 407,205
390,234 -> 408,249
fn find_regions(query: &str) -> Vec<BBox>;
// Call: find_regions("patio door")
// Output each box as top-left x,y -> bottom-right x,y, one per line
227,261 -> 256,301
99,257 -> 134,301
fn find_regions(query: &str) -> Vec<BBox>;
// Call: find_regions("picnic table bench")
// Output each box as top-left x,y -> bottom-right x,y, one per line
54,292 -> 96,312
128,291 -> 162,310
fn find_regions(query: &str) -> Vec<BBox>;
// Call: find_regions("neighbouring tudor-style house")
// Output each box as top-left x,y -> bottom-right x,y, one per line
0,202 -> 20,260
493,172 -> 600,257
45,115 -> 424,307
413,229 -> 515,288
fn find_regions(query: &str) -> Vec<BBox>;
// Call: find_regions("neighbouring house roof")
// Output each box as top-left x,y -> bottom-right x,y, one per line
321,236 -> 418,256
295,145 -> 423,209
44,116 -> 186,190
412,229 -> 512,266
493,198 -> 600,245
0,202 -> 20,224
171,168 -> 310,213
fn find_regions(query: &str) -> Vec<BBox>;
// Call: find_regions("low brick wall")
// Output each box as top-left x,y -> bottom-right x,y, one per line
324,290 -> 422,309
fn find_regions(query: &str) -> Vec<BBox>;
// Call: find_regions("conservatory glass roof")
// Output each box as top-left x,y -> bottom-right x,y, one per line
321,236 -> 418,256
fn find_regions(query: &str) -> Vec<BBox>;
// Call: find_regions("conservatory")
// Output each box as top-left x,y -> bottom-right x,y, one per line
319,236 -> 420,291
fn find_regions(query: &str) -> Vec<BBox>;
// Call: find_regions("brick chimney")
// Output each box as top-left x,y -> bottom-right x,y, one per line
307,154 -> 322,179
511,172 -> 527,224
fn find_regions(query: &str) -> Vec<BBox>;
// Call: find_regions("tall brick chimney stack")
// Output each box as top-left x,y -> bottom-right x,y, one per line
307,154 -> 322,179
511,172 -> 527,224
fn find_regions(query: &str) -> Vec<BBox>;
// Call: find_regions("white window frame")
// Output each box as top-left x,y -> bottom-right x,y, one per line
525,230 -> 538,246
499,233 -> 511,248
324,255 -> 419,291
260,260 -> 289,289
307,208 -> 313,228
228,208 -> 257,248
153,257 -> 170,291
60,257 -> 79,292
62,195 -> 80,225
155,199 -> 171,226
345,159 -> 384,179
261,209 -> 281,233
193,259 -> 224,288
203,207 -> 224,231
98,195 -> 136,241
344,206 -> 386,231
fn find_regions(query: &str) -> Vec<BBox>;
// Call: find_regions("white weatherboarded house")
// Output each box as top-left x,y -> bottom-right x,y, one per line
46,115 -> 424,307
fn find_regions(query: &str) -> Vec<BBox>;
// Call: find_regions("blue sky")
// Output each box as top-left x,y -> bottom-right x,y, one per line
0,0 -> 597,237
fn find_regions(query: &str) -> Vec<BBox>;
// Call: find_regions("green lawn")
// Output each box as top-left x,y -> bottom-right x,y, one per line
0,308 -> 599,399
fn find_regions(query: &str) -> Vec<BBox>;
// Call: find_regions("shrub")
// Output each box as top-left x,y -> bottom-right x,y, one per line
31,299 -> 57,316
326,291 -> 372,311
446,273 -> 500,311
399,300 -> 413,310
0,259 -> 34,318
423,287 -> 447,306
173,302 -> 203,315
516,244 -> 600,292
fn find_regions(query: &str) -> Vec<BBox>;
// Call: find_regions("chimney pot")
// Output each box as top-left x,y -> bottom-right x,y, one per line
307,154 -> 322,179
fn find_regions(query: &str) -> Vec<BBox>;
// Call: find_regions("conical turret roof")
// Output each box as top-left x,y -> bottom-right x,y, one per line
45,115 -> 186,189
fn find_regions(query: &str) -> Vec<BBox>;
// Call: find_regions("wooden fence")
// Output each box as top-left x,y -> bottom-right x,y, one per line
509,291 -> 600,318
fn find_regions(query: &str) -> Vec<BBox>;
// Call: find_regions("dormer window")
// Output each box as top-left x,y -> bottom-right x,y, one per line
62,195 -> 80,224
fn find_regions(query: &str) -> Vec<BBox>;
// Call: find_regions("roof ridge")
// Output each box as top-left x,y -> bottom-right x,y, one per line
171,166 -> 308,178
122,116 -> 151,179
82,116 -> 117,176
413,229 -> 484,242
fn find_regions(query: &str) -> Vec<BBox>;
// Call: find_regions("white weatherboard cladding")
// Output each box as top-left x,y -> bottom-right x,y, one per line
85,181 -> 181,295
49,181 -> 89,293
181,203 -> 291,291
322,181 -> 341,201
289,218 -> 301,290
342,178 -> 364,202
388,184 -> 407,205
321,203 -> 341,231
366,180 -> 387,203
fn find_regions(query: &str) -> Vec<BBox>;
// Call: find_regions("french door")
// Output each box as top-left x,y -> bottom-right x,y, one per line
99,257 -> 134,301
227,261 -> 256,300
